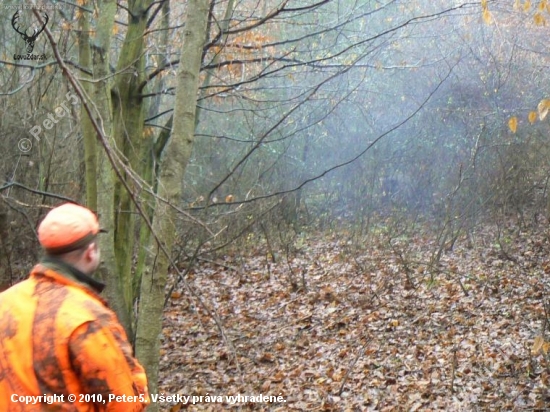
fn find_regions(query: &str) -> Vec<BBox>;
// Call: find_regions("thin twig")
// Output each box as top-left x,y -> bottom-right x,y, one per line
337,337 -> 372,396
0,182 -> 75,203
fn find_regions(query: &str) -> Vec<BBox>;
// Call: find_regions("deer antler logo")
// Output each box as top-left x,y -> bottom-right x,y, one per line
11,10 -> 49,54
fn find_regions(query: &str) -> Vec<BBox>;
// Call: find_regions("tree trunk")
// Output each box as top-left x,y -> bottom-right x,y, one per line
78,6 -> 97,211
135,0 -> 210,406
111,0 -> 153,338
0,199 -> 11,292
87,0 -> 130,335
134,0 -> 172,302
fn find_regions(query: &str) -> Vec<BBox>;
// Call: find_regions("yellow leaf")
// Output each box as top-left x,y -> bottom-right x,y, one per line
533,335 -> 545,354
481,0 -> 488,10
513,0 -> 521,10
482,9 -> 493,24
538,99 -> 550,120
528,111 -> 538,124
508,116 -> 518,133
534,13 -> 546,25
524,0 -> 531,11
143,127 -> 154,138
539,0 -> 547,11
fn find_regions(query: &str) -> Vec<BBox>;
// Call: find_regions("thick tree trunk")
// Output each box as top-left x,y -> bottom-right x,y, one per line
87,0 -> 131,335
135,0 -> 210,407
134,0 -> 171,301
78,7 -> 97,211
111,0 -> 152,338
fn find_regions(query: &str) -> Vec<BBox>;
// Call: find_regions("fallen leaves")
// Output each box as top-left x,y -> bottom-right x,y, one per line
158,218 -> 550,411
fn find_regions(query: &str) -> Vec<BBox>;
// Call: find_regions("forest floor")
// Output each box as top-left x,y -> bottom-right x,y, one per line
158,215 -> 550,411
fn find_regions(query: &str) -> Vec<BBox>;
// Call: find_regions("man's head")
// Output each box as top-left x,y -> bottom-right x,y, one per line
38,203 -> 103,274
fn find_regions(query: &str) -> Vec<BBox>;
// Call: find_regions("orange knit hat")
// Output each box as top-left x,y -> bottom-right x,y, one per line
38,203 -> 104,254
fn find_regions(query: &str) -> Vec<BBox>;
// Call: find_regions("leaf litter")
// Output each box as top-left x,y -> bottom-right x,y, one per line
158,219 -> 550,411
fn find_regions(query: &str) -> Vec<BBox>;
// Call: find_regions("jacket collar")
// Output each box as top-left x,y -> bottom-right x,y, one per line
40,256 -> 105,294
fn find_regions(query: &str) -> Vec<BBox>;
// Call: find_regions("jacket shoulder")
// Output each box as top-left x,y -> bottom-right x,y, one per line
57,286 -> 114,330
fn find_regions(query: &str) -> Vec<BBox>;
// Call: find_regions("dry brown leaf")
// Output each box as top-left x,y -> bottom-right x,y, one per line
532,335 -> 545,354
170,291 -> 182,299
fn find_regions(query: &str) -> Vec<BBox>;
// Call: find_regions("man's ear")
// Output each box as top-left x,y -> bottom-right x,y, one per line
84,242 -> 96,262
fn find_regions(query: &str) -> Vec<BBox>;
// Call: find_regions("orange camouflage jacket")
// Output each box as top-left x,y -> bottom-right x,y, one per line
0,258 -> 150,411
